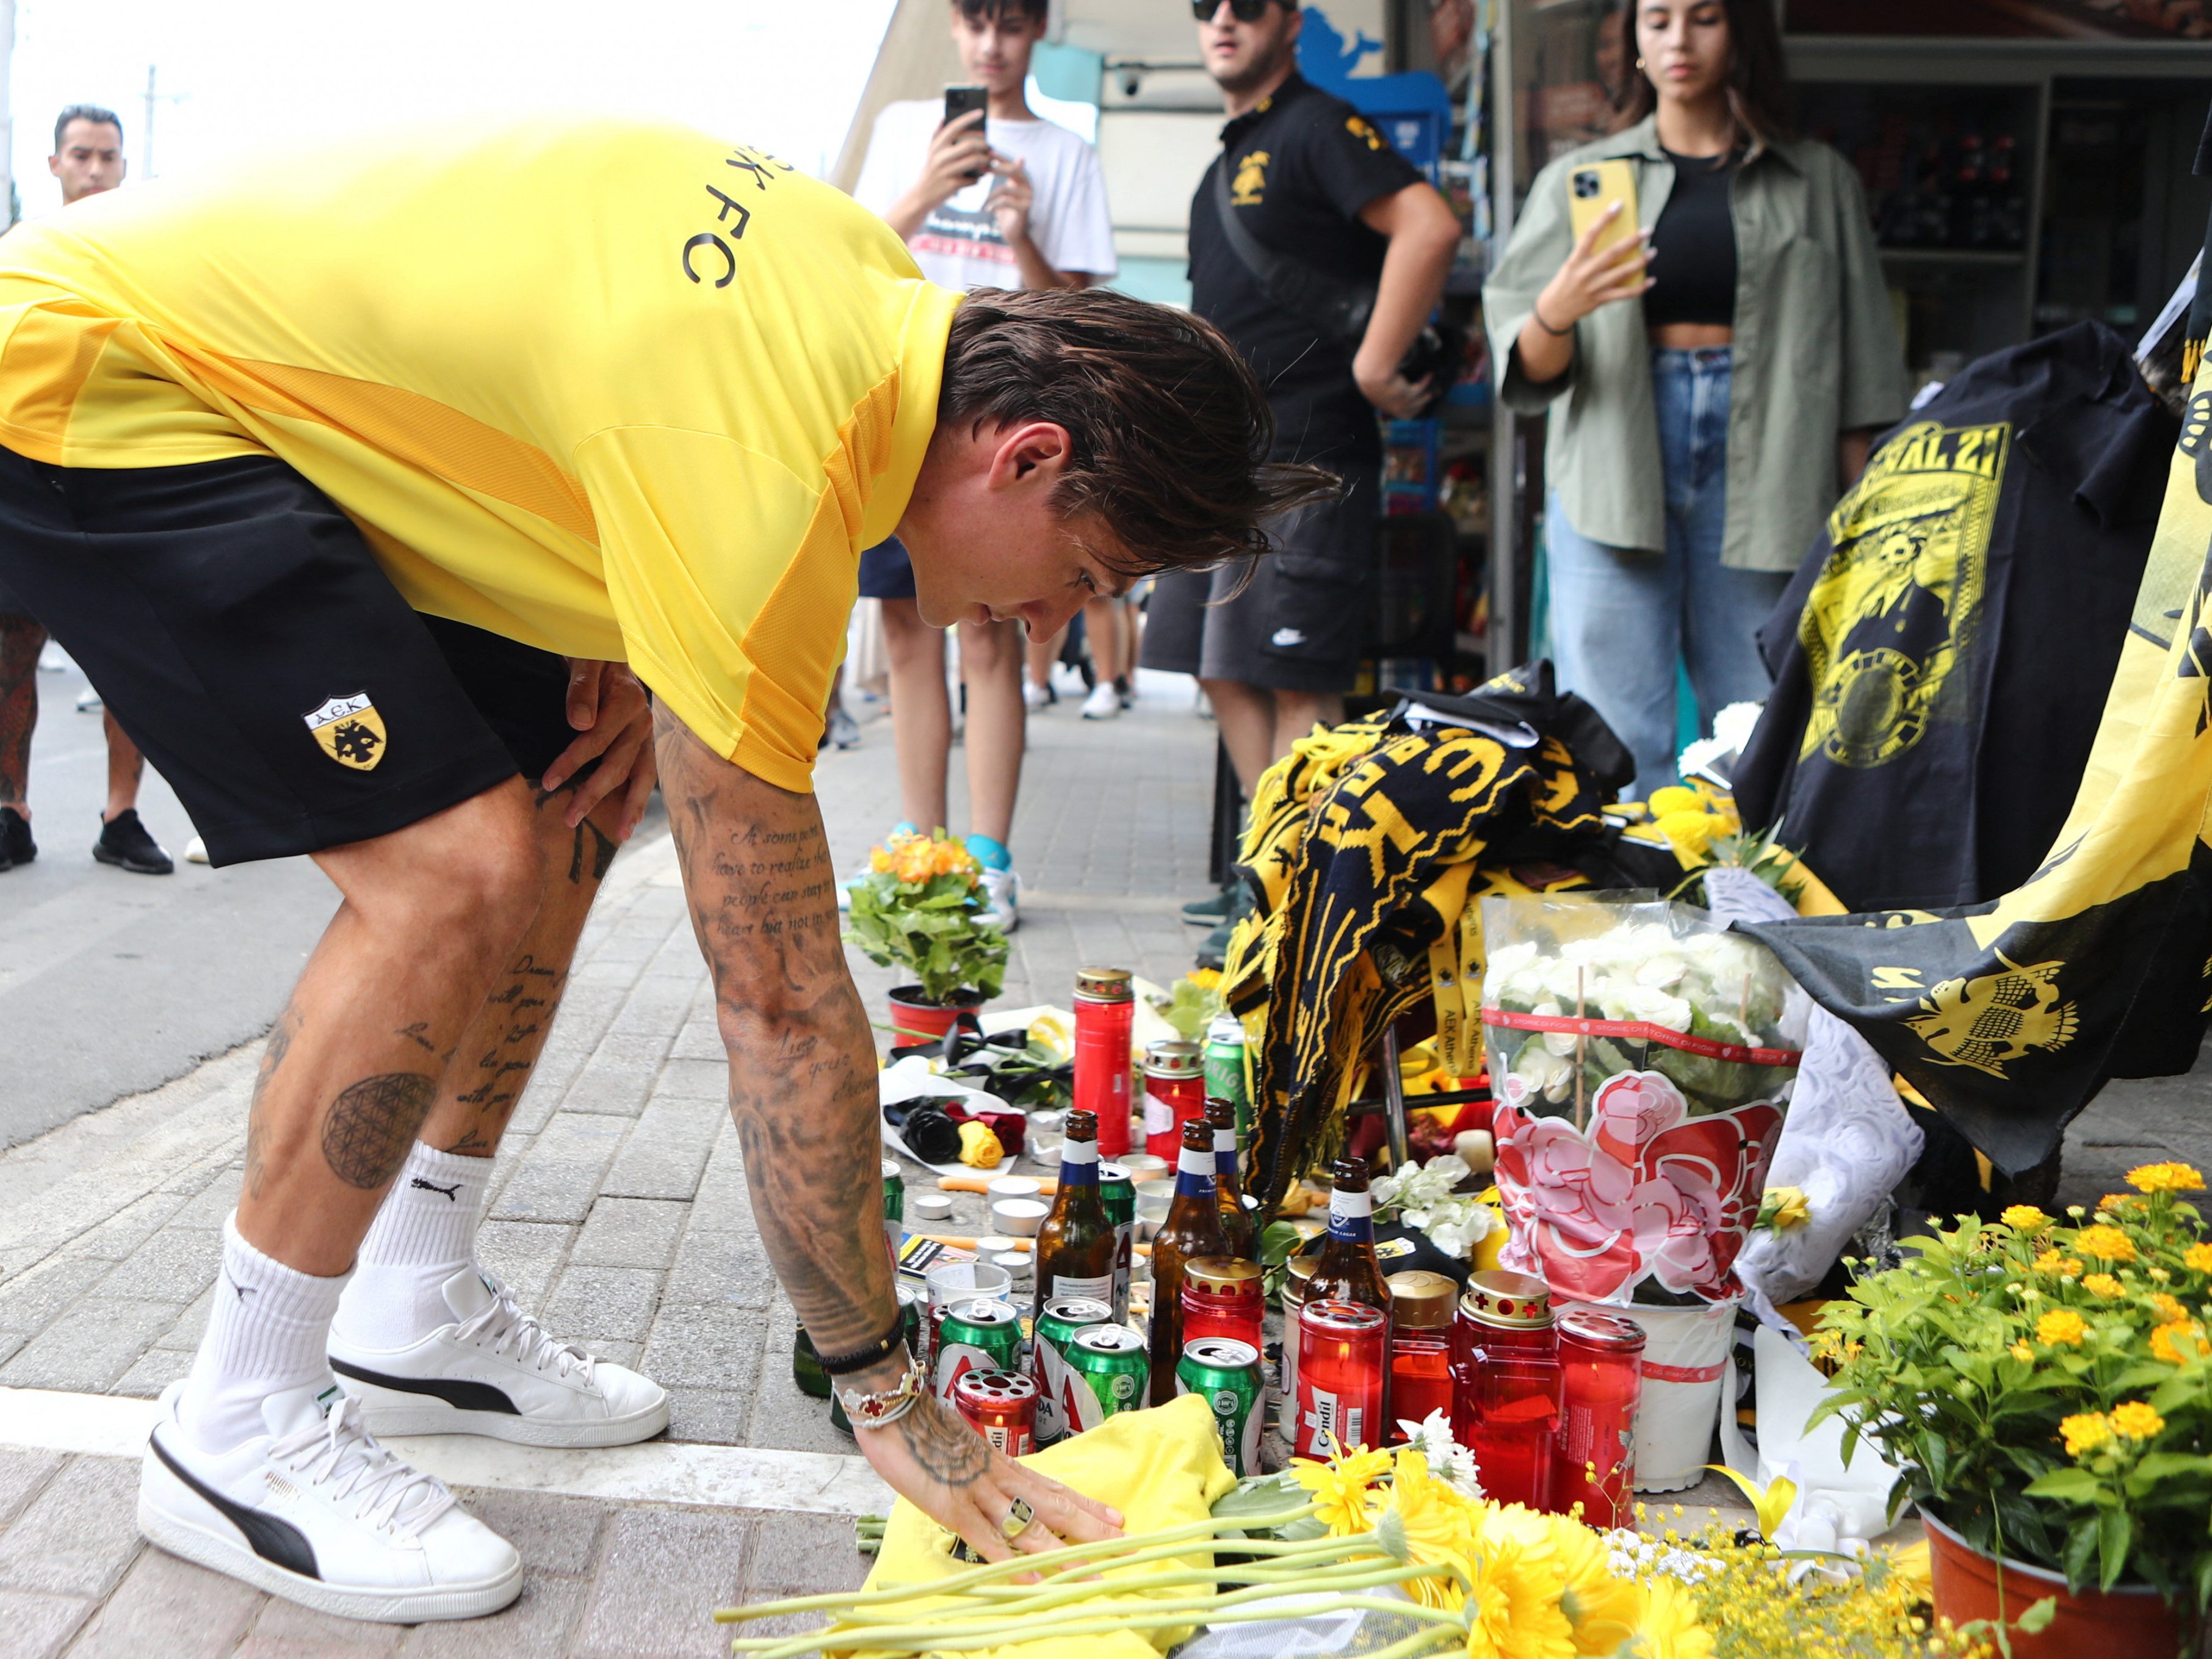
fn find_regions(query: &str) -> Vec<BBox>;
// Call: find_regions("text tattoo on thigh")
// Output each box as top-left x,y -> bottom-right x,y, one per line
320,1072 -> 438,1189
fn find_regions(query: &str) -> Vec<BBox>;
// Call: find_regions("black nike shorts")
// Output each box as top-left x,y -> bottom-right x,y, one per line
0,446 -> 582,867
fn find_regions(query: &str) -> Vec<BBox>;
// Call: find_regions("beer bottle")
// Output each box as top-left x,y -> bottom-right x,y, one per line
1306,1156 -> 1391,1316
1146,1116 -> 1231,1404
1207,1096 -> 1259,1260
1033,1110 -> 1118,1320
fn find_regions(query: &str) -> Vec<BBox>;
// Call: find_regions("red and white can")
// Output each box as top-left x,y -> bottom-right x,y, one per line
1074,968 -> 1135,1158
952,1368 -> 1039,1458
1295,1299 -> 1388,1460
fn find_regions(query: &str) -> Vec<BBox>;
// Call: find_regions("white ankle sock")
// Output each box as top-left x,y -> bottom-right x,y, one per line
333,1141 -> 491,1349
179,1215 -> 349,1454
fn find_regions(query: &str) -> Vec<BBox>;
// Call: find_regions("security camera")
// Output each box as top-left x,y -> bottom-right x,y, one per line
1118,68 -> 1143,98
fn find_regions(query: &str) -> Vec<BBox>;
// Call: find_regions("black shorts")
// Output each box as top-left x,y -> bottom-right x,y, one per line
0,447 -> 580,866
856,537 -> 917,601
1138,466 -> 1379,693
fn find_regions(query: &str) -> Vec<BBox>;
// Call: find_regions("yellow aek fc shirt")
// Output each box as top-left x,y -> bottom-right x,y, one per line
0,117 -> 963,792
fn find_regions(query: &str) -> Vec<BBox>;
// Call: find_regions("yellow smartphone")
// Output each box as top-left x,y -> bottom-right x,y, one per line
1567,161 -> 1640,257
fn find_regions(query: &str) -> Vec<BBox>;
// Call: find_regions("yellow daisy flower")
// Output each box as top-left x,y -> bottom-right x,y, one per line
1545,1518 -> 1643,1656
1289,1445 -> 1391,1536
1384,1448 -> 1478,1611
2036,1310 -> 2087,1346
2076,1226 -> 2138,1264
2061,1412 -> 2114,1458
2109,1400 -> 2166,1440
1468,1523 -> 1574,1659
1630,1576 -> 1716,1659
2127,1162 -> 2207,1195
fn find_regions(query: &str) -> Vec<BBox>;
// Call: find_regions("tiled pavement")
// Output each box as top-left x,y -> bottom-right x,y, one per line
0,670 -> 1223,1657
5,664 -> 2210,1655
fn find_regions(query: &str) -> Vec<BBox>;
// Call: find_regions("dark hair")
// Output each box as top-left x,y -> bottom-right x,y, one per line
1611,0 -> 1795,162
53,104 -> 123,153
954,0 -> 1048,22
939,288 -> 1341,575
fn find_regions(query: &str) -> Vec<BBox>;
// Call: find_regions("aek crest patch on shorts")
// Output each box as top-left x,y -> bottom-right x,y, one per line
303,692 -> 387,771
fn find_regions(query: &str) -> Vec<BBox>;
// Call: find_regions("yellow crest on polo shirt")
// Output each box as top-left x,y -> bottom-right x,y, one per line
304,692 -> 388,771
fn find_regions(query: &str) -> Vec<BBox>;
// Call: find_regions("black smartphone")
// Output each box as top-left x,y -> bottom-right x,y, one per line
944,85 -> 989,181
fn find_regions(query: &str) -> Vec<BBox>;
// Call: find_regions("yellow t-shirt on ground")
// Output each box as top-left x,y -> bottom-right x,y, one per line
0,116 -> 963,792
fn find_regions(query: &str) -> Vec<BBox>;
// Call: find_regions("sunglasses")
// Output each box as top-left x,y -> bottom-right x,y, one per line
1192,0 -> 1280,20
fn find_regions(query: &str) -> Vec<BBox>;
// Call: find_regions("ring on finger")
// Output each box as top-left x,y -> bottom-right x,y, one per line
999,1497 -> 1036,1541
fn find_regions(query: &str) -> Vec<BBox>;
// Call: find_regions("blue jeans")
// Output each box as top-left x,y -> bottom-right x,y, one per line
1545,347 -> 1790,797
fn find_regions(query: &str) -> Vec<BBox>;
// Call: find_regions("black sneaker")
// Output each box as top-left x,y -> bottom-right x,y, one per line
1194,883 -> 1255,972
93,809 -> 174,875
1181,880 -> 1237,927
0,806 -> 33,870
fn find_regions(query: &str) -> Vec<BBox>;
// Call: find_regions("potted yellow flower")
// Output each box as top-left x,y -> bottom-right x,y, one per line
843,828 -> 1008,1044
1810,1162 -> 2212,1657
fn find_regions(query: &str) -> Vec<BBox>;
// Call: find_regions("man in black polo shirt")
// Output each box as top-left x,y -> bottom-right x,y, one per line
1148,0 -> 1460,949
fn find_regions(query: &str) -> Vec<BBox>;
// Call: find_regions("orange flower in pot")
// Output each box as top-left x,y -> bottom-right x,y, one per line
843,829 -> 1008,1043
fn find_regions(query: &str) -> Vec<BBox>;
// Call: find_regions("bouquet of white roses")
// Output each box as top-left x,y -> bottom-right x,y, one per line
1480,894 -> 1801,1307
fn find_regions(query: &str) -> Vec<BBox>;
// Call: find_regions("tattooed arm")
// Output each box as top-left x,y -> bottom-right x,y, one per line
654,709 -> 1121,1563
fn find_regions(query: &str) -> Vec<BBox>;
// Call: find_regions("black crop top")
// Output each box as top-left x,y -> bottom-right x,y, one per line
1643,150 -> 1738,328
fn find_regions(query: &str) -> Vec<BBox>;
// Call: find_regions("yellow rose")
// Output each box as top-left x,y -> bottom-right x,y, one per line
2061,1412 -> 2114,1458
2127,1162 -> 2207,1195
2082,1274 -> 2122,1299
2001,1204 -> 2048,1231
1762,1187 -> 1810,1231
955,1121 -> 1003,1169
2036,1310 -> 2086,1346
2077,1225 -> 2138,1263
2109,1400 -> 2166,1440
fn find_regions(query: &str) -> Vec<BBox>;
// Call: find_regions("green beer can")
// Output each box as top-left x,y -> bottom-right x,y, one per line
1063,1323 -> 1149,1434
1099,1165 -> 1135,1323
881,1158 -> 905,1262
1176,1337 -> 1264,1476
1202,1014 -> 1250,1141
933,1298 -> 1023,1404
1031,1296 -> 1115,1445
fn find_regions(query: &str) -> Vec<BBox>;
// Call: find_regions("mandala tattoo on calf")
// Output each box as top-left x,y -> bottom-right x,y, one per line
320,1072 -> 438,1189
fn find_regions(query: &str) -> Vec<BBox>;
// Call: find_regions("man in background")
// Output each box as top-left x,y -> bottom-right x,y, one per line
1146,0 -> 1459,960
847,0 -> 1117,927
0,103 -> 174,876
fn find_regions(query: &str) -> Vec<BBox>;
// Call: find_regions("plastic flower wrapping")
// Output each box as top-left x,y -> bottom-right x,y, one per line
1480,895 -> 1801,1306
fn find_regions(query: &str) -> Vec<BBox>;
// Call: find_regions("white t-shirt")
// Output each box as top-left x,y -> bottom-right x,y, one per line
853,99 -> 1117,291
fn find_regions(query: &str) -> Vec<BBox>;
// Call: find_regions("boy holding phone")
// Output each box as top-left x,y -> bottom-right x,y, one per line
847,0 -> 1116,928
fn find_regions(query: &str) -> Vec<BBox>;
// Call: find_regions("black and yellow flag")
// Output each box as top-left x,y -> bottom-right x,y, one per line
1744,355 -> 2212,1176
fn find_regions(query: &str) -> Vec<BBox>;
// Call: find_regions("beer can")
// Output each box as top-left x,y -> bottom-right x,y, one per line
933,1298 -> 1024,1404
881,1158 -> 905,1263
1061,1323 -> 1149,1434
953,1368 -> 1039,1457
1295,1299 -> 1388,1461
1099,1165 -> 1135,1323
1176,1337 -> 1265,1476
1202,1013 -> 1250,1141
1031,1296 -> 1115,1446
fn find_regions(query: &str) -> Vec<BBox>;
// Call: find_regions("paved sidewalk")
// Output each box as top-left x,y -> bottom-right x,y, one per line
0,672 -> 1223,1658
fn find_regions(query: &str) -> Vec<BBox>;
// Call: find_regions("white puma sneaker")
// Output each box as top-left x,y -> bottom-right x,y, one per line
328,1268 -> 669,1448
138,1379 -> 521,1624
978,865 -> 1019,934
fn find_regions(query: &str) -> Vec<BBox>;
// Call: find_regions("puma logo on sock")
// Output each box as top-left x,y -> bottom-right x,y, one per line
410,1178 -> 463,1201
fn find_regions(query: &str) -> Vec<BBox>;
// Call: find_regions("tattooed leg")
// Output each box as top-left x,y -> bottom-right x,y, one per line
232,778 -> 544,1276
413,781 -> 625,1158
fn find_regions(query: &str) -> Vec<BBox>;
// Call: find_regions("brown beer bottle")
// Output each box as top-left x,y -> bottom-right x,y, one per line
1305,1156 -> 1392,1315
1207,1096 -> 1259,1260
1032,1110 -> 1118,1321
1146,1116 -> 1232,1404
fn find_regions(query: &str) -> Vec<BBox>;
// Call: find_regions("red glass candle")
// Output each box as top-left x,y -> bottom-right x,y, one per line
1074,968 -> 1135,1158
1461,1348 -> 1561,1511
1386,1271 -> 1457,1443
952,1369 -> 1039,1457
1141,1041 -> 1207,1163
1552,1309 -> 1645,1528
1295,1299 -> 1388,1459
1451,1270 -> 1556,1448
1181,1257 -> 1265,1354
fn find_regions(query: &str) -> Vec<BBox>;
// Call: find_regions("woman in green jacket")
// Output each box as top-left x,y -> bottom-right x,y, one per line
1483,0 -> 1904,795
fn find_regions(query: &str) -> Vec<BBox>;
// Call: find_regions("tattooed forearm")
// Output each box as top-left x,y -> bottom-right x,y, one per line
656,706 -> 896,1359
894,1397 -> 992,1486
321,1072 -> 438,1189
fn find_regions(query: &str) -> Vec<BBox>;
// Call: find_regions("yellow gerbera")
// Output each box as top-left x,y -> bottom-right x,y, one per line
2127,1162 -> 2207,1195
1386,1449 -> 1479,1611
1629,1576 -> 1716,1659
2082,1273 -> 2122,1299
1290,1445 -> 1392,1535
1546,1517 -> 1643,1655
2036,1310 -> 2086,1346
2076,1225 -> 2138,1264
2001,1204 -> 2048,1231
2061,1412 -> 2114,1458
2109,1400 -> 2166,1440
1466,1525 -> 1574,1659
2151,1321 -> 2211,1364
2185,1243 -> 2212,1273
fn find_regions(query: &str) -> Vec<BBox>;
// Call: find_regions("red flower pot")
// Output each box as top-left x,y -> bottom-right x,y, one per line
887,986 -> 985,1046
1923,1508 -> 2191,1658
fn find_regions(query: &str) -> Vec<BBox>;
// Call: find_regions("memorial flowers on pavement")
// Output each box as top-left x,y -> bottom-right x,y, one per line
1809,1162 -> 2212,1617
1480,896 -> 1800,1306
842,828 -> 1008,1007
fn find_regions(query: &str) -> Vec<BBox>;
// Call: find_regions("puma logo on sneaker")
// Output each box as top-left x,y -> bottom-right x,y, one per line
409,1178 -> 463,1201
